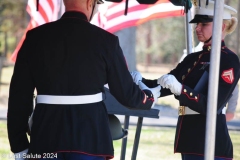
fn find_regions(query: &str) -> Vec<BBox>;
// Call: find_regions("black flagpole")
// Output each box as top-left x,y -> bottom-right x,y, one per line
206,0 -> 209,7
124,0 -> 129,15
36,0 -> 39,11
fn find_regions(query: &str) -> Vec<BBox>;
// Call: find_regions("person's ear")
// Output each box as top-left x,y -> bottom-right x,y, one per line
87,0 -> 93,11
222,23 -> 226,32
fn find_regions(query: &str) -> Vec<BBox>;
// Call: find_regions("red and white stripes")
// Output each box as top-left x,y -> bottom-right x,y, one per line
27,0 -> 60,27
91,0 -> 184,33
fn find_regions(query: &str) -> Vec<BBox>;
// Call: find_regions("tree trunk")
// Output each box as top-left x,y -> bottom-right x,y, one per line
4,32 -> 8,57
114,27 -> 137,71
145,22 -> 151,72
224,0 -> 230,5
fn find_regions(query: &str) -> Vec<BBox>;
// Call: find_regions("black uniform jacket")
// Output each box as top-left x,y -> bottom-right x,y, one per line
7,11 -> 153,159
143,41 -> 240,158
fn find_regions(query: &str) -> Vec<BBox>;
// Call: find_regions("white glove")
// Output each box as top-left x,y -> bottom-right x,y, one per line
130,71 -> 142,85
138,81 -> 161,108
14,148 -> 28,160
157,74 -> 182,95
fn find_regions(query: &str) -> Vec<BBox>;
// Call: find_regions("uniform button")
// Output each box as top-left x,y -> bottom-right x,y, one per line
190,92 -> 193,96
199,54 -> 203,58
182,75 -> 185,80
193,0 -> 197,6
194,62 -> 197,66
195,96 -> 198,100
207,46 -> 211,51
188,68 -> 191,73
184,89 -> 187,93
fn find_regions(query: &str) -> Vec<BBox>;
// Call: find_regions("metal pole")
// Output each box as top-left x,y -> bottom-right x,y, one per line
120,115 -> 130,160
131,117 -> 143,160
184,10 -> 193,54
204,1 -> 224,160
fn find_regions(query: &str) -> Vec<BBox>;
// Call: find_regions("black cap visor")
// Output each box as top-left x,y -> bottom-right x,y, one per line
189,15 -> 213,23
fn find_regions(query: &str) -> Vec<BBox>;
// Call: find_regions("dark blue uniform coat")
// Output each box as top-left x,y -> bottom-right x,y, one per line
143,41 -> 240,158
7,12 -> 154,159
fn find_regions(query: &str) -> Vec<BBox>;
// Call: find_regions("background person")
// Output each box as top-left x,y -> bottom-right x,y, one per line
131,1 -> 240,160
7,0 -> 160,160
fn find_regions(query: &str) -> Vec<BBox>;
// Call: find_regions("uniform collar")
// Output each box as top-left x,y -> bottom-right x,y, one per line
60,11 -> 88,21
202,41 -> 226,52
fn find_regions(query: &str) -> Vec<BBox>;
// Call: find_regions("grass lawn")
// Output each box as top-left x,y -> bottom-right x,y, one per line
0,121 -> 239,160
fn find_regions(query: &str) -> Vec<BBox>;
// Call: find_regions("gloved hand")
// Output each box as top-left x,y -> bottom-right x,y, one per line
138,81 -> 161,108
14,148 -> 28,160
130,71 -> 142,85
157,74 -> 182,95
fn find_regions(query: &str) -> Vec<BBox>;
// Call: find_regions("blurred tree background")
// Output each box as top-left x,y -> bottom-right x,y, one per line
0,0 -> 28,59
0,0 -> 239,66
136,16 -> 185,67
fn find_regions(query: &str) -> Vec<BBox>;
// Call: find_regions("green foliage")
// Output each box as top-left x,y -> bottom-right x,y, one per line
136,16 -> 186,64
0,33 -> 5,55
0,0 -> 28,32
0,0 -> 28,55
224,0 -> 239,56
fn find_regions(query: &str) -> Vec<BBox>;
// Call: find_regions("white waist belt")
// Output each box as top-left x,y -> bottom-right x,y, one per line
178,106 -> 226,115
37,93 -> 103,105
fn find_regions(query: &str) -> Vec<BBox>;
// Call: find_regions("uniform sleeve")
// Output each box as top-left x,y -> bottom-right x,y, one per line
178,53 -> 240,114
7,31 -> 35,153
142,53 -> 195,97
106,37 -> 153,110
226,84 -> 239,113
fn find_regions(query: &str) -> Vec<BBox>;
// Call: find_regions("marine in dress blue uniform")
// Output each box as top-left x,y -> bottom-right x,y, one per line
132,1 -> 240,160
7,0 -> 160,159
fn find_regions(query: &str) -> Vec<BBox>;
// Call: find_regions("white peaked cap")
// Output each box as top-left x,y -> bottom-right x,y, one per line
193,1 -> 237,19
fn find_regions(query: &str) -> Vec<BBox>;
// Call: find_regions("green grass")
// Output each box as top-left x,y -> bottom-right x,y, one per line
0,121 -> 14,160
1,121 -> 239,160
113,127 -> 181,160
229,131 -> 240,159
1,66 -> 13,84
